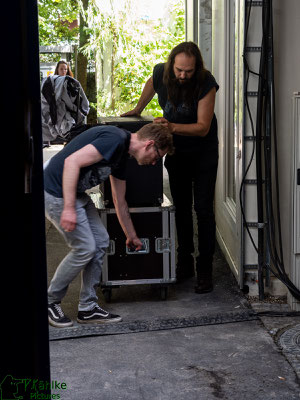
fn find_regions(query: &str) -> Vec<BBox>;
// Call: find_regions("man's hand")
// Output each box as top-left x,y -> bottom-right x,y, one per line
120,77 -> 155,117
120,108 -> 141,117
60,207 -> 77,232
126,237 -> 143,251
110,176 -> 142,251
154,117 -> 174,133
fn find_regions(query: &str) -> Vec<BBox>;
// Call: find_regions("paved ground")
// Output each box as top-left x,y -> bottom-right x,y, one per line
46,223 -> 300,400
50,322 -> 300,400
44,145 -> 300,400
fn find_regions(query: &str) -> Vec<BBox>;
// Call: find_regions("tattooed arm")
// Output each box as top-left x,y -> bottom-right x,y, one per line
109,175 -> 142,250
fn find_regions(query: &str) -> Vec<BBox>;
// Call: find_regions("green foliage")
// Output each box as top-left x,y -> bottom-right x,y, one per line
84,0 -> 185,116
38,0 -> 79,46
38,0 -> 185,117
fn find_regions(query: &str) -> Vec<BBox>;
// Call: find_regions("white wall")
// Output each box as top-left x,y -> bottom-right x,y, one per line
192,0 -> 300,299
273,0 -> 300,306
273,1 -> 300,270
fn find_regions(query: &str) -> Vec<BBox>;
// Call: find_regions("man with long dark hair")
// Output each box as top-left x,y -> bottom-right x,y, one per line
121,42 -> 219,293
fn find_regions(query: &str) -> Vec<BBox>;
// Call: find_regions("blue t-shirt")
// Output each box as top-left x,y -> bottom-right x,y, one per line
153,63 -> 219,152
44,125 -> 131,198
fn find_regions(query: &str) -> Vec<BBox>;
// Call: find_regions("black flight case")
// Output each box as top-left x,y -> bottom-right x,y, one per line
99,205 -> 176,302
97,115 -> 154,132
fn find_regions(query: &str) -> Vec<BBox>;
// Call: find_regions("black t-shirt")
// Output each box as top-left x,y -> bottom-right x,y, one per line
44,125 -> 131,198
153,63 -> 219,152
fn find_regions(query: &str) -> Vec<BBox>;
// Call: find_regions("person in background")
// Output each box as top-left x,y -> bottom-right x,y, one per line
44,123 -> 174,328
41,60 -> 88,144
121,41 -> 219,294
54,60 -> 74,77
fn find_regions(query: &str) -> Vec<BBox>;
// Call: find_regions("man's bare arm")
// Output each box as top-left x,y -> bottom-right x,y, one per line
109,175 -> 142,250
120,77 -> 156,117
60,144 -> 103,231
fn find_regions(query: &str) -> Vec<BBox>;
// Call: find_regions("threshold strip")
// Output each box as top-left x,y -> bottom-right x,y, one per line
49,309 -> 258,341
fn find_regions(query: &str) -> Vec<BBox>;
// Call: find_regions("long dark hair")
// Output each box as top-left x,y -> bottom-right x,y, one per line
163,41 -> 208,107
54,60 -> 74,77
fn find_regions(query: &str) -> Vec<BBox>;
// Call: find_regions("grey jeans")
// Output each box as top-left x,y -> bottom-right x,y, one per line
44,191 -> 109,311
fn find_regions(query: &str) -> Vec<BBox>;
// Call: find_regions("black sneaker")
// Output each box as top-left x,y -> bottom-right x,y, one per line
48,303 -> 73,328
77,305 -> 122,324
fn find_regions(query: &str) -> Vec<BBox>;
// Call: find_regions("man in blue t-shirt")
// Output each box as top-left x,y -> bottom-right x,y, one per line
44,123 -> 173,328
121,42 -> 219,294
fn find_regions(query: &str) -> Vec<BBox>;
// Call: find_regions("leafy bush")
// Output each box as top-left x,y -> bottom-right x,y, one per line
38,0 -> 185,117
84,0 -> 185,116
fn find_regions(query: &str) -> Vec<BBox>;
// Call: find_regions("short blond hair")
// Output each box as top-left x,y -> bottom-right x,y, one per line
137,123 -> 174,155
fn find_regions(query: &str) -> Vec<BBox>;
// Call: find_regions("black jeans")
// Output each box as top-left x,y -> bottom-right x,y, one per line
165,149 -> 218,274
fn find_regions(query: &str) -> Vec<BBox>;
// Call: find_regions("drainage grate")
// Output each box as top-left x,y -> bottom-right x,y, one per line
278,324 -> 300,378
278,324 -> 300,354
49,309 -> 258,341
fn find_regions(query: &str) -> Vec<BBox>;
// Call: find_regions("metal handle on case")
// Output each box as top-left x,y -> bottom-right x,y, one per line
106,240 -> 115,255
155,238 -> 171,253
126,238 -> 149,254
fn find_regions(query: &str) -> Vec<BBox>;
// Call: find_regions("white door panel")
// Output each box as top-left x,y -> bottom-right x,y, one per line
213,0 -> 244,283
